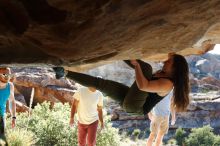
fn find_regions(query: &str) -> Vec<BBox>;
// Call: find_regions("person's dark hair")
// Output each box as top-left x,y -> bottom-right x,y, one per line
171,54 -> 190,112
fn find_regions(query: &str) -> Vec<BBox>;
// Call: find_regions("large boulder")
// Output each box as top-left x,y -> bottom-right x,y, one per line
195,59 -> 211,74
1,0 -> 220,70
11,67 -> 76,107
188,53 -> 220,79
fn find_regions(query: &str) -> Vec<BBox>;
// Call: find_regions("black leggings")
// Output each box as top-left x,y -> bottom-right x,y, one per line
67,60 -> 155,114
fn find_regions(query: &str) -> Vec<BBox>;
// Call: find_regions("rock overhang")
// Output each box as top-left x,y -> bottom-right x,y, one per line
1,0 -> 220,71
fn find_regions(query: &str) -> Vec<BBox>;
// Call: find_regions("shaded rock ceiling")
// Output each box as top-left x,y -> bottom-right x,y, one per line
1,0 -> 220,70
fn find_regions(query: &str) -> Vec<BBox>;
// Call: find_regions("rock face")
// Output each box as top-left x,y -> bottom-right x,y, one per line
11,67 -> 76,109
187,53 -> 220,79
1,0 -> 220,70
187,53 -> 220,92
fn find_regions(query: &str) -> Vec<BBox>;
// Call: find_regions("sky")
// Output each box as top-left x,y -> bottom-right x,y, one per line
208,44 -> 220,55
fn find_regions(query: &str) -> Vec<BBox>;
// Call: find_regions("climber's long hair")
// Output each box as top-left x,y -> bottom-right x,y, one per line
171,54 -> 190,112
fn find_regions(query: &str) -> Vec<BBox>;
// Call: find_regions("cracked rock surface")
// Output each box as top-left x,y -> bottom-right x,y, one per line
1,0 -> 220,70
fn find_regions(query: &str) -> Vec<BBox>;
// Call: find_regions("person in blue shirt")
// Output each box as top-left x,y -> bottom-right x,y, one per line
0,67 -> 16,144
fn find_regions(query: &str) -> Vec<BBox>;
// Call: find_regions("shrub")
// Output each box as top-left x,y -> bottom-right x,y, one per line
132,129 -> 141,141
96,116 -> 120,146
167,138 -> 177,145
175,127 -> 186,146
7,102 -> 121,146
15,102 -> 77,146
6,128 -> 36,146
185,125 -> 220,146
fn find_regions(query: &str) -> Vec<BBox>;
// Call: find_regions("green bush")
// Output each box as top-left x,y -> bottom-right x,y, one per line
7,102 -> 121,146
200,88 -> 210,93
175,127 -> 186,146
96,119 -> 120,146
132,129 -> 141,141
6,128 -> 36,146
167,138 -> 177,145
185,125 -> 220,146
14,102 -> 77,146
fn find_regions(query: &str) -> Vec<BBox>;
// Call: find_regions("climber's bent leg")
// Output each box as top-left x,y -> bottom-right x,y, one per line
123,60 -> 153,114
